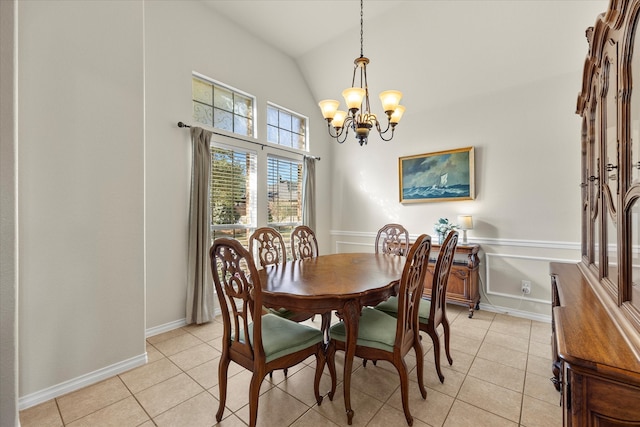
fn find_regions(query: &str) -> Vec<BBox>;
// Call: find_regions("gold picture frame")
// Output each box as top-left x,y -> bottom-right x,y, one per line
399,146 -> 475,203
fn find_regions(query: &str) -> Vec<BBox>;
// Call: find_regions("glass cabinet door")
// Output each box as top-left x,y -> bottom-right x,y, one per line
590,91 -> 601,270
603,55 -> 619,287
627,16 -> 640,310
630,199 -> 640,310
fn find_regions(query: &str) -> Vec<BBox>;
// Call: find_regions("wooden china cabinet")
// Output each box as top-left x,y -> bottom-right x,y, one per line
551,1 -> 640,425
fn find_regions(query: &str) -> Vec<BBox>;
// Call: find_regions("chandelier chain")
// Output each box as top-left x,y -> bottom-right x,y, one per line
360,0 -> 364,58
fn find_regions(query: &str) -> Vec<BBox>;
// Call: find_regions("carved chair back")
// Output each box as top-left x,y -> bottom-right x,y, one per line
249,227 -> 287,268
290,225 -> 319,260
375,223 -> 410,256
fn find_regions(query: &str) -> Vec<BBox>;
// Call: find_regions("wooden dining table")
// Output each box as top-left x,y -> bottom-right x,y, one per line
258,252 -> 406,425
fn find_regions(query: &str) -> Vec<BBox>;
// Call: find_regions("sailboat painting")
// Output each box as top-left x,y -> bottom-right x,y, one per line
399,147 -> 475,203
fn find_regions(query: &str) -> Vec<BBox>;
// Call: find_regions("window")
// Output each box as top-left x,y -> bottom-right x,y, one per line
267,155 -> 302,249
210,145 -> 257,247
192,74 -> 309,251
192,76 -> 254,137
267,104 -> 307,150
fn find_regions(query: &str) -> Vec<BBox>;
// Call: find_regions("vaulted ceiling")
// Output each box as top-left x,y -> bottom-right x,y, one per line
203,0 -> 608,112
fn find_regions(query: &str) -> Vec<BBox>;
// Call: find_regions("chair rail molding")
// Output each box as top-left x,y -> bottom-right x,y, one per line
330,230 -> 580,251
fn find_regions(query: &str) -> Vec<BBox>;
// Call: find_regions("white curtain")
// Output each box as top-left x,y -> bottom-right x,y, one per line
186,127 -> 214,324
302,156 -> 316,231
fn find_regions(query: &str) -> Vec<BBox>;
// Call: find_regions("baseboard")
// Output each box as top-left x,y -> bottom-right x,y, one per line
477,302 -> 551,323
18,352 -> 147,411
145,318 -> 187,338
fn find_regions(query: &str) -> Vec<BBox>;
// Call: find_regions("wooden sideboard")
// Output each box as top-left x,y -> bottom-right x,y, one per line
424,243 -> 480,318
551,262 -> 640,426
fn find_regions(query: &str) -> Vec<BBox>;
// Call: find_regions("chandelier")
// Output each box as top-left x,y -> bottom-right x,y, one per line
318,0 -> 405,146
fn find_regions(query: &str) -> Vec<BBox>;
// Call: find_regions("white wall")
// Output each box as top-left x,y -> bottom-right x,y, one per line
13,0 -> 333,409
17,0 -> 146,402
143,0 -> 332,331
298,0 -> 607,319
1,1 -> 18,424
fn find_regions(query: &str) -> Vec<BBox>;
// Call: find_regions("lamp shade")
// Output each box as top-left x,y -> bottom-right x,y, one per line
379,90 -> 403,113
332,110 -> 347,128
389,105 -> 405,124
342,87 -> 366,110
457,215 -> 473,230
318,99 -> 340,120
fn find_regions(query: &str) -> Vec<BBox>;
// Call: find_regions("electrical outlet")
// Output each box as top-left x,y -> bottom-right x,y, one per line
521,280 -> 531,294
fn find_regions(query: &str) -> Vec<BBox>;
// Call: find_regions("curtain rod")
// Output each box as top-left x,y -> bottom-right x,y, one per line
177,122 -> 320,161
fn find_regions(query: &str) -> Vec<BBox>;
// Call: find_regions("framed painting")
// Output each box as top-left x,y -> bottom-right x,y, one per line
399,146 -> 475,203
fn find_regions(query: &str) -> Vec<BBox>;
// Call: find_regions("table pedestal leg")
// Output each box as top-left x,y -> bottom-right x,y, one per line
342,300 -> 360,425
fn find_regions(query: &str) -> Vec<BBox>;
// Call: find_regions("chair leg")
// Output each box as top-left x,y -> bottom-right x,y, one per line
326,341 -> 337,401
313,345 -> 326,406
442,318 -> 453,366
413,335 -> 427,398
248,372 -> 265,427
216,354 -> 231,422
395,359 -> 414,426
429,329 -> 445,383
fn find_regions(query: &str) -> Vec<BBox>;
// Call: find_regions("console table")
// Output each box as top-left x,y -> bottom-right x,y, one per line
402,241 -> 481,318
424,243 -> 480,318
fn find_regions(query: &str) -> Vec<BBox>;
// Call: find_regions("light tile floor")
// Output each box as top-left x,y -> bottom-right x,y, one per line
19,305 -> 562,427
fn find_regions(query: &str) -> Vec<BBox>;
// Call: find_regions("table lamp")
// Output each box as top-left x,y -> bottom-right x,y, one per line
457,215 -> 473,245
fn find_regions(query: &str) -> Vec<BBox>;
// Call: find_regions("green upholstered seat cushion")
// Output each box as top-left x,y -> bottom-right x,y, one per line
329,307 -> 398,352
267,307 -> 298,319
239,313 -> 323,363
375,296 -> 431,324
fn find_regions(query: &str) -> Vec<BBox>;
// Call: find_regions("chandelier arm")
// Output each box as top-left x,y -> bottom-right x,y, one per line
376,117 -> 392,134
325,117 -> 353,144
326,122 -> 343,139
376,126 -> 396,142
336,122 -> 351,144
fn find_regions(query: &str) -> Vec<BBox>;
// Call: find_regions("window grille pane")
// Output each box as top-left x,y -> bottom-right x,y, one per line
192,79 -> 212,104
292,116 -> 304,135
234,116 -> 251,137
214,108 -> 233,132
214,87 -> 233,111
279,110 -> 292,131
267,106 -> 279,126
279,129 -> 293,148
234,95 -> 253,119
267,125 -> 278,143
193,103 -> 213,127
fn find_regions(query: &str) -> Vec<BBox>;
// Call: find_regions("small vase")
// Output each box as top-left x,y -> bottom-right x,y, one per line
438,232 -> 446,244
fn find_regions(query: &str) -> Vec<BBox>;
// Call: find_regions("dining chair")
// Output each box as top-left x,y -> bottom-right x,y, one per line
210,237 -> 327,427
327,234 -> 432,426
375,223 -> 410,255
249,226 -> 314,324
375,230 -> 459,383
249,226 -> 287,268
290,225 -> 319,260
290,225 -> 324,323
